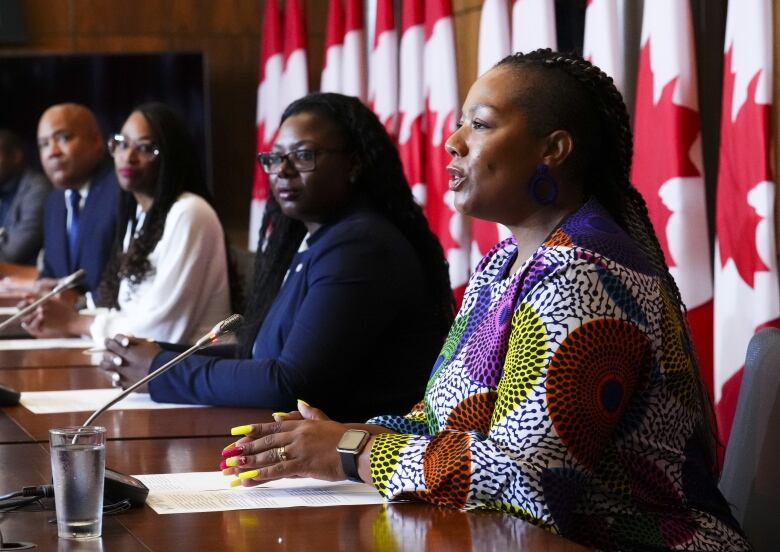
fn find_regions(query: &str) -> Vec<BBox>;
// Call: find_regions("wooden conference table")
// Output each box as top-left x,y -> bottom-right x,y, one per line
0,348 -> 589,551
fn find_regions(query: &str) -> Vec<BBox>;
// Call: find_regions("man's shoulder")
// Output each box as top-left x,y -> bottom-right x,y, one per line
18,168 -> 51,193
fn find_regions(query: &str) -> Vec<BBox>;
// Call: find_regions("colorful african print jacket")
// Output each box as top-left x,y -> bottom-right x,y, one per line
368,200 -> 749,551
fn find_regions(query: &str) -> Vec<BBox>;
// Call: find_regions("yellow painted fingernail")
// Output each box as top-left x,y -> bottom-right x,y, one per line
238,469 -> 259,480
225,457 -> 240,467
272,412 -> 288,417
223,441 -> 237,450
297,399 -> 310,407
222,468 -> 233,476
230,478 -> 243,487
231,425 -> 253,436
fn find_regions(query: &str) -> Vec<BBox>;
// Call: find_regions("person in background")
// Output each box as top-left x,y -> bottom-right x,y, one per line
21,102 -> 231,345
220,51 -> 750,551
36,103 -> 119,295
0,130 -> 51,266
100,93 -> 454,421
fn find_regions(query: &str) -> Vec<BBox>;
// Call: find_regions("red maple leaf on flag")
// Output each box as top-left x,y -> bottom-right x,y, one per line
631,42 -> 701,268
716,49 -> 772,288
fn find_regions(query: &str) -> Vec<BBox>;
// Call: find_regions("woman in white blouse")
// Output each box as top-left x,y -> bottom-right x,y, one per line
22,103 -> 231,344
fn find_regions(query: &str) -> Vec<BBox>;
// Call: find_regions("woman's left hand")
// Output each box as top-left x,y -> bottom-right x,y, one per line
222,402 -> 348,485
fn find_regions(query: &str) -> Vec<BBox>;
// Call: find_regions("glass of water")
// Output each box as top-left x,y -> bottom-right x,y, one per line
49,426 -> 106,539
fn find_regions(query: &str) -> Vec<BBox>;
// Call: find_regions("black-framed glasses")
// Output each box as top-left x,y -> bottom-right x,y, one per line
256,149 -> 341,174
108,134 -> 160,160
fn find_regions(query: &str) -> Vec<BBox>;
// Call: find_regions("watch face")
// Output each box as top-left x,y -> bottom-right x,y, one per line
338,430 -> 368,452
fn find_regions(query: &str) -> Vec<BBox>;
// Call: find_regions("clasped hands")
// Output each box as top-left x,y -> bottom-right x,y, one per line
97,334 -> 162,392
221,401 -> 357,487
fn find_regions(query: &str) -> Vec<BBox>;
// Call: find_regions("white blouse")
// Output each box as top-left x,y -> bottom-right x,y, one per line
89,192 -> 231,344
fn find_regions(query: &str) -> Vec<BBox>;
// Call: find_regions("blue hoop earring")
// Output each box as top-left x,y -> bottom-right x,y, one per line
529,164 -> 559,205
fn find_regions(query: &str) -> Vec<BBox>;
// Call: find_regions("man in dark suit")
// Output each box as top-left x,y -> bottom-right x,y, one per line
36,103 -> 119,295
0,130 -> 51,265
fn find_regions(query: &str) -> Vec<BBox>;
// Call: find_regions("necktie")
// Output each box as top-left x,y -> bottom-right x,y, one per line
68,191 -> 81,270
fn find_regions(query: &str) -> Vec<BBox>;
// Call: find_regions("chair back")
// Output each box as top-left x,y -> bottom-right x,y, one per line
720,327 -> 780,551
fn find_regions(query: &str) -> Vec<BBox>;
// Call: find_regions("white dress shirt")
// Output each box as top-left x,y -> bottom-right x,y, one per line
89,192 -> 231,344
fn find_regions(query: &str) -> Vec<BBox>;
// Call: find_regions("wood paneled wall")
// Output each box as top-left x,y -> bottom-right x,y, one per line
0,0 -> 483,246
7,1 -> 770,249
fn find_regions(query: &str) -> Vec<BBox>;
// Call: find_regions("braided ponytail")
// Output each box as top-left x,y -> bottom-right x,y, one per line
496,49 -> 719,470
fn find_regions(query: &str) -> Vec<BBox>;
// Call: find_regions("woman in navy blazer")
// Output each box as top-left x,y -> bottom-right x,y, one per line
101,93 -> 455,421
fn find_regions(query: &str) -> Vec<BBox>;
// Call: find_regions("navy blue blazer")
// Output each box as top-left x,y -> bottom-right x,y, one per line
40,161 -> 120,294
148,208 -> 445,422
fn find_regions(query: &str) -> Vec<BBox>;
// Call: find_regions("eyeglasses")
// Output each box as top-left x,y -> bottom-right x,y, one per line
256,149 -> 341,174
108,134 -> 160,160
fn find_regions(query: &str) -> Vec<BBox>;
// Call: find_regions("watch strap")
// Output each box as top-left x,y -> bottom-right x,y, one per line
340,450 -> 362,483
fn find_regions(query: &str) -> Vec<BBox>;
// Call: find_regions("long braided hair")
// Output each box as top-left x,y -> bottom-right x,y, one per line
96,103 -> 214,308
495,49 -> 719,470
237,92 -> 455,357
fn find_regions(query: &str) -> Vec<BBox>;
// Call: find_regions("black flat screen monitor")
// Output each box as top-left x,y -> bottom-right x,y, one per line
0,51 -> 210,186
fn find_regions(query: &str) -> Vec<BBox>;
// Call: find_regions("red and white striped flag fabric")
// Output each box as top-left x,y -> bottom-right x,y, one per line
249,0 -> 284,251
511,0 -> 556,53
398,0 -> 427,206
631,0 -> 713,395
281,0 -> 308,110
714,0 -> 779,446
583,0 -> 624,94
425,0 -> 470,300
369,0 -> 398,137
342,0 -> 367,102
320,0 -> 344,94
471,0 -> 511,267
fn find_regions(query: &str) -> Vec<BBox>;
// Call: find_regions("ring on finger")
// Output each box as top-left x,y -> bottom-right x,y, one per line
277,446 -> 288,462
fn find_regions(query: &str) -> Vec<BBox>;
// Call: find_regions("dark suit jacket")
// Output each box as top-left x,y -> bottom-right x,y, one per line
40,161 -> 120,294
0,168 -> 52,265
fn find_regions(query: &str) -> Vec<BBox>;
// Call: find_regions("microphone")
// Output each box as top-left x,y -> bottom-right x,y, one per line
81,313 -> 244,427
73,314 -> 244,507
0,269 -> 86,332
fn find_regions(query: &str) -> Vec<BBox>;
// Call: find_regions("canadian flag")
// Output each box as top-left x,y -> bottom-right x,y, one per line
631,0 -> 713,395
714,0 -> 780,446
583,0 -> 624,94
369,0 -> 398,137
471,0 -> 511,267
249,0 -> 284,251
425,0 -> 469,300
511,0 -> 556,53
320,0 -> 344,94
398,0 -> 427,207
281,0 -> 308,110
342,0 -> 367,102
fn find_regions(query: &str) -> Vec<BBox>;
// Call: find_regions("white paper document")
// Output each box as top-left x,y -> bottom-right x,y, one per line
20,388 -> 209,414
0,307 -> 17,315
0,337 -> 93,350
135,471 -> 385,514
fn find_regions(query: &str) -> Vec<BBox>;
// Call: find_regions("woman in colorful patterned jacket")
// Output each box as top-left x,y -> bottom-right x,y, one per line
221,50 -> 749,551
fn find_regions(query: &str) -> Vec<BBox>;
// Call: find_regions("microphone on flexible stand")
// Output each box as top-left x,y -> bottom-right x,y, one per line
0,268 -> 86,332
72,313 -> 244,507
